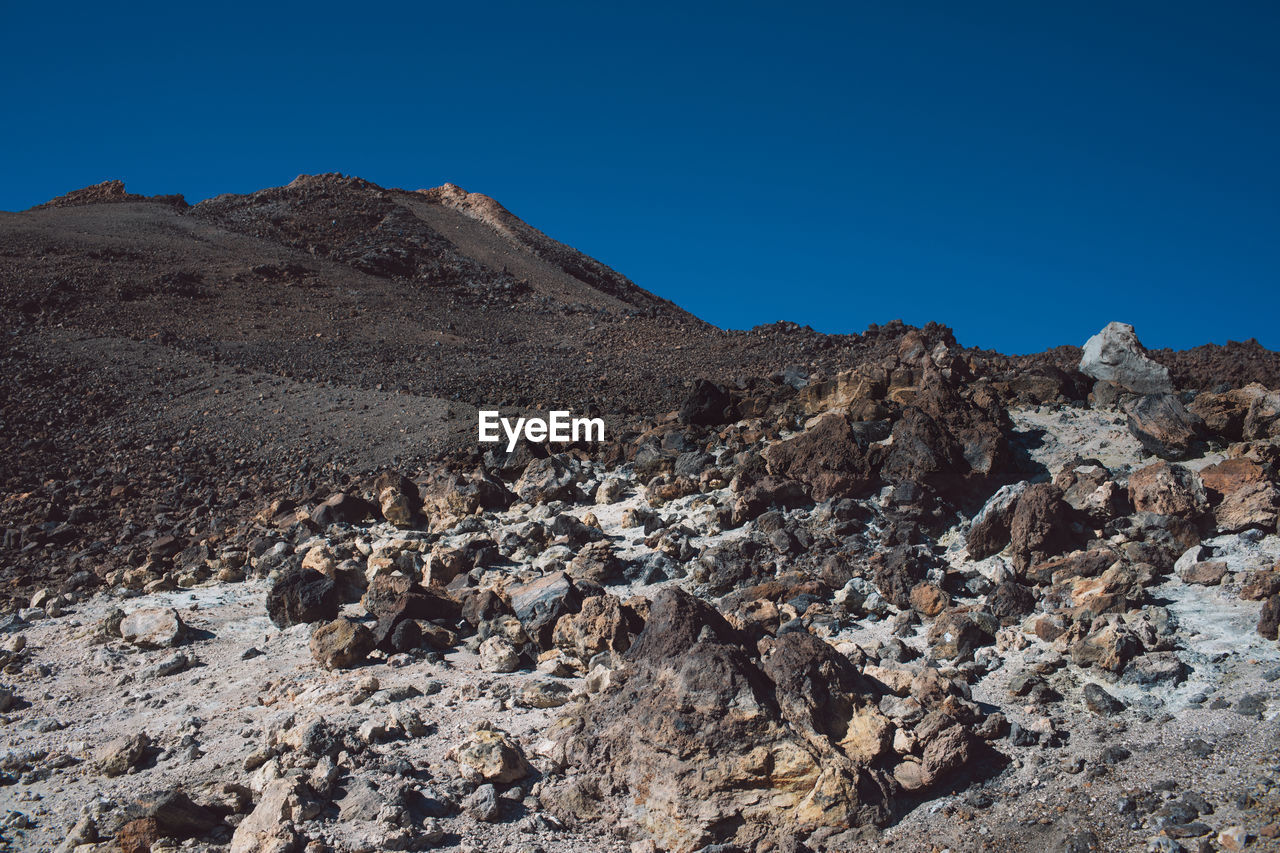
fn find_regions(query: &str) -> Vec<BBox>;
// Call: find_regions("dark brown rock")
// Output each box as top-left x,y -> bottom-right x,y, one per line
1125,393 -> 1207,460
1008,483 -> 1081,574
678,378 -> 735,426
266,569 -> 339,629
987,581 -> 1036,624
764,412 -> 880,501
730,475 -> 810,526
1259,594 -> 1280,641
965,482 -> 1027,560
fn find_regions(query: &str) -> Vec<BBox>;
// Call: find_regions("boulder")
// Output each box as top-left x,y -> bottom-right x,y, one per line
513,455 -> 583,504
1082,683 -> 1125,715
309,618 -> 375,670
1054,463 -> 1129,522
1078,322 -> 1173,395
120,608 -> 186,649
478,636 -> 521,672
509,571 -> 582,649
1127,461 -> 1207,520
1008,483 -> 1081,574
764,413 -> 880,501
927,610 -> 996,661
267,569 -> 339,629
1180,561 -> 1227,586
1241,570 -> 1280,601
879,407 -> 963,495
566,540 -> 623,584
1125,394 -> 1206,460
450,725 -> 531,783
553,594 -> 641,664
138,790 -> 221,839
546,588 -> 899,851
374,471 -> 420,528
1259,594 -> 1280,641
97,732 -> 151,777
1198,458 -> 1280,533
678,379 -> 735,426
909,582 -> 949,617
229,777 -> 320,853
731,476 -> 810,526
310,492 -> 374,527
1069,620 -> 1140,673
987,581 -> 1036,624
419,467 -> 514,517
966,481 -> 1028,559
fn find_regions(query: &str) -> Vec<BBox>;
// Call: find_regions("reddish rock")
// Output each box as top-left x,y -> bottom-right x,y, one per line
1241,569 -> 1280,601
1008,483 -> 1081,574
1196,457 -> 1279,532
1259,594 -> 1280,641
909,582 -> 949,617
1180,561 -> 1228,586
1127,461 -> 1207,519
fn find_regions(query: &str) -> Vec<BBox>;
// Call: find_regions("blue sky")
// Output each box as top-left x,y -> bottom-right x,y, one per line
3,1 -> 1277,353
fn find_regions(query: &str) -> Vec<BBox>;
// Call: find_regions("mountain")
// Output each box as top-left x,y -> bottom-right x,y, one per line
5,176 -> 1280,853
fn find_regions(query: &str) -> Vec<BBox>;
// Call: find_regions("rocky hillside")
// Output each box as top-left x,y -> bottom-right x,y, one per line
2,177 -> 1280,853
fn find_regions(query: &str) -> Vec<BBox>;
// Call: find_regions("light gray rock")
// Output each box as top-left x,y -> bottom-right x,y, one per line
463,783 -> 501,822
1079,322 -> 1173,395
120,608 -> 186,649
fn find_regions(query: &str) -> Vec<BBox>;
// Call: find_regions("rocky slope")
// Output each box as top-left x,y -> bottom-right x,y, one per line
2,178 -> 1280,853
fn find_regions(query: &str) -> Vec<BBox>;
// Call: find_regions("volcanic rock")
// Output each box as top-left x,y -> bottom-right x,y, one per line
1198,458 -> 1279,533
509,571 -> 583,649
266,569 -> 339,629
1126,394 -> 1207,460
966,481 -> 1028,559
927,610 -> 997,661
764,412 -> 880,501
120,608 -> 186,649
678,378 -> 735,426
1078,322 -> 1173,395
374,471 -> 420,528
450,725 -> 531,783
1008,483 -> 1081,574
1082,683 -> 1126,716
552,593 -> 640,664
229,777 -> 320,853
1259,594 -> 1280,641
1128,461 -> 1207,520
547,588 -> 902,851
478,636 -> 521,672
309,617 -> 375,670
513,455 -> 583,504
731,475 -> 810,526
98,732 -> 151,777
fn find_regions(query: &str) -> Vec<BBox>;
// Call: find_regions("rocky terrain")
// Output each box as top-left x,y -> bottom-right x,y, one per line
2,178 -> 1280,853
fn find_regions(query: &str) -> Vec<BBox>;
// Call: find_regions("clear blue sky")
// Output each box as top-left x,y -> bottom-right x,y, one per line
4,1 -> 1277,353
